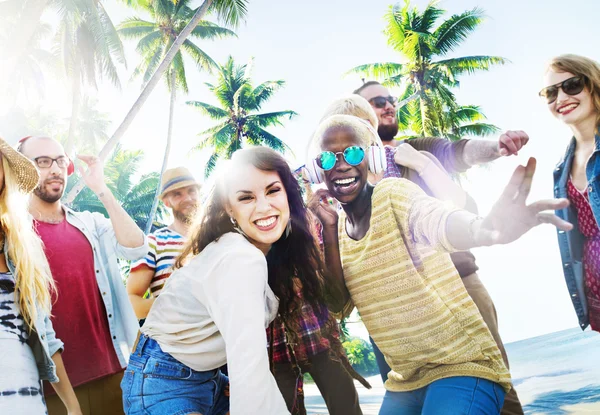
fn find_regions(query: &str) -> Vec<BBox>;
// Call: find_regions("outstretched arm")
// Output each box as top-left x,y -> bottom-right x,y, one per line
394,145 -> 467,208
447,158 -> 571,250
462,131 -> 529,167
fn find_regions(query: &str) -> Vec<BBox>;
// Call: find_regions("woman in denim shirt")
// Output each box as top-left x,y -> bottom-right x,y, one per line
541,55 -> 600,331
0,137 -> 81,414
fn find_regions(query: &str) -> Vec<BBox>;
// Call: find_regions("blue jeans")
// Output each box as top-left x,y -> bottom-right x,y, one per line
379,377 -> 505,415
121,334 -> 229,415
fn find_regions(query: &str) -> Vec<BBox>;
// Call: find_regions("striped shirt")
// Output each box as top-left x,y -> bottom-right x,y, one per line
338,178 -> 511,392
130,227 -> 185,297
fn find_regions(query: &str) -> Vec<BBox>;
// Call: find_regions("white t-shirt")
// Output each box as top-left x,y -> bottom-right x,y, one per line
142,232 -> 288,414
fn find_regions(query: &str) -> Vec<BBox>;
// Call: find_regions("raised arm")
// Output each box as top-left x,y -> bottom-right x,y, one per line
77,155 -> 144,249
407,131 -> 530,173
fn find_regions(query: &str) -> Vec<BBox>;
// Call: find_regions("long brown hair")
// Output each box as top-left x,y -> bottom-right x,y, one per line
176,146 -> 328,317
547,54 -> 600,128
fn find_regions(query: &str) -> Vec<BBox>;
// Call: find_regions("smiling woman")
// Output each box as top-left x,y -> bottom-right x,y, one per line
543,54 -> 600,333
122,147 -> 339,415
308,114 -> 572,415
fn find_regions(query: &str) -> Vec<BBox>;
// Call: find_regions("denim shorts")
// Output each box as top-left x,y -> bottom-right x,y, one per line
121,334 -> 229,415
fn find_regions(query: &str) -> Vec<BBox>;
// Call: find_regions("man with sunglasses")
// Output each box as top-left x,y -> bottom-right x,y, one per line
18,136 -> 147,415
353,82 -> 526,415
354,81 -> 530,173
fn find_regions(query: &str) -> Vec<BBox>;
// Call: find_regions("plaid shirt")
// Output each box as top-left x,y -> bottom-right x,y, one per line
267,292 -> 334,364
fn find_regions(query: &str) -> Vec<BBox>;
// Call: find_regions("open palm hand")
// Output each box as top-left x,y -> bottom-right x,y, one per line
476,158 -> 572,246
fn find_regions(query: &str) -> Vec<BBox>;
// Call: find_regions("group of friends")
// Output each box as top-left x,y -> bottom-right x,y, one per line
0,53 -> 598,415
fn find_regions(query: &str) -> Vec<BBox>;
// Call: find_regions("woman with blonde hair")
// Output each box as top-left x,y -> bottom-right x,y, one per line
540,54 -> 600,331
0,137 -> 80,414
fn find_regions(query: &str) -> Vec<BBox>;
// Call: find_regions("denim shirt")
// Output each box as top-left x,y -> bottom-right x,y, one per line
553,133 -> 600,330
62,207 -> 148,367
3,240 -> 64,383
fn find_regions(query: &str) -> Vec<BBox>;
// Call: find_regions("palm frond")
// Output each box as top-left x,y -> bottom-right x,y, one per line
434,55 -> 508,76
186,101 -> 229,119
208,0 -> 249,28
345,62 -> 404,80
433,7 -> 485,54
191,20 -> 237,40
181,39 -> 218,73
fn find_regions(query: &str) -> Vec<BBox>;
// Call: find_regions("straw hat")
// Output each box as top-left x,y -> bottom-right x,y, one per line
159,167 -> 200,200
0,137 -> 39,193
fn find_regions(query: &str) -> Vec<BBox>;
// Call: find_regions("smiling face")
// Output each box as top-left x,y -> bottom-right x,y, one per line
225,164 -> 290,254
544,70 -> 596,127
163,184 -> 200,225
319,126 -> 369,204
20,137 -> 68,203
357,83 -> 398,142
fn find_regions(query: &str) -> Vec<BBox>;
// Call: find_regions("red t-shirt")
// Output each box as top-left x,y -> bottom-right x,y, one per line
35,219 -> 123,393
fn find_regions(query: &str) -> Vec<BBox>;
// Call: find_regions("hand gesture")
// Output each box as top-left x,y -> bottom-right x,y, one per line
475,158 -> 572,245
77,155 -> 108,195
393,143 -> 430,173
498,130 -> 529,156
308,188 -> 339,228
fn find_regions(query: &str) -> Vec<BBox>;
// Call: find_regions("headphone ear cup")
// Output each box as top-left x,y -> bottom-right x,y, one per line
367,146 -> 386,174
67,159 -> 75,176
304,159 -> 324,184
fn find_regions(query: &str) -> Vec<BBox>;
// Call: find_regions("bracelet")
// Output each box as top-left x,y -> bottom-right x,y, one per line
468,215 -> 484,244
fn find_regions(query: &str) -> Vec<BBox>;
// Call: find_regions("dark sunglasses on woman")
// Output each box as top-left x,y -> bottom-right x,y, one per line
538,76 -> 586,104
369,95 -> 398,109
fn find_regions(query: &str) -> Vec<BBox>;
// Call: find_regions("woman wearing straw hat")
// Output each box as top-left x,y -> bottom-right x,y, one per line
0,137 -> 81,414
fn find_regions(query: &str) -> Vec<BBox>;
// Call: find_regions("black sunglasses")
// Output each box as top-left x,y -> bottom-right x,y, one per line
369,95 -> 397,109
539,76 -> 586,104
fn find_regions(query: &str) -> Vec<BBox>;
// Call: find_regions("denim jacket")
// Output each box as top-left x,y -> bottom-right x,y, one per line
553,133 -> 600,330
4,241 -> 64,382
62,206 -> 148,367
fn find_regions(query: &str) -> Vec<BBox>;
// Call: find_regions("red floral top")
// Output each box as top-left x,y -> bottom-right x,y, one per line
567,179 -> 600,331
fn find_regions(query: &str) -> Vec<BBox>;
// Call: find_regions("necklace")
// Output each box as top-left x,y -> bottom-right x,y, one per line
35,211 -> 65,224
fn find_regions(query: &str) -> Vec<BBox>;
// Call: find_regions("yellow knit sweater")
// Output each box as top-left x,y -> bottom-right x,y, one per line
338,178 -> 511,392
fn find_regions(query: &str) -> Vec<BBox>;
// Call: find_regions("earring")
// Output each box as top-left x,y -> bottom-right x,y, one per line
230,216 -> 248,238
285,220 -> 292,238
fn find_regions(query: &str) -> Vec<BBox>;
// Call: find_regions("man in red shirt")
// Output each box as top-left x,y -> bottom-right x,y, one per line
19,136 -> 147,415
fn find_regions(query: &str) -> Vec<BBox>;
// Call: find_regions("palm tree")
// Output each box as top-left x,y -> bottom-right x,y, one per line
65,0 -> 249,203
187,56 -> 297,177
55,0 -> 127,155
118,0 -> 236,233
0,15 -> 56,105
72,96 -> 113,153
67,146 -> 166,231
347,0 -> 507,137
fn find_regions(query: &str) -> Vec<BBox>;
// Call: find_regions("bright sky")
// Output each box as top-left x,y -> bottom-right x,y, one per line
3,0 -> 600,342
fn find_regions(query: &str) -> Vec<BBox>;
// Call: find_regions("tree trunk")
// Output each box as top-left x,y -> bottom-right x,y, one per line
145,70 -> 176,234
64,0 -> 215,203
65,55 -> 82,156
